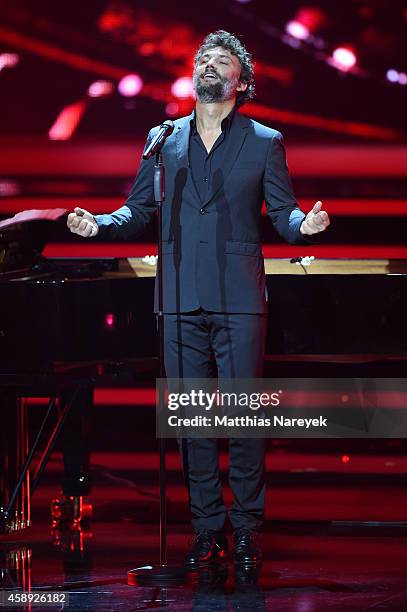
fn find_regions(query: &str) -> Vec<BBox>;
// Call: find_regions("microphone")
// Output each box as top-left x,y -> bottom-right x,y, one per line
143,120 -> 174,160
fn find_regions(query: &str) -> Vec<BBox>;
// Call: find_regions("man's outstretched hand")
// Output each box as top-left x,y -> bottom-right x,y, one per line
300,201 -> 330,235
67,207 -> 99,238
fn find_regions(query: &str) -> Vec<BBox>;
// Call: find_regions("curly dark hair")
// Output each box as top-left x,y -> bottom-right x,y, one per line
194,30 -> 255,108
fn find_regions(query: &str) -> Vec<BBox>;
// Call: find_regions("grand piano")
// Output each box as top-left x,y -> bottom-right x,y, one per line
0,210 -> 157,533
1,209 -> 407,532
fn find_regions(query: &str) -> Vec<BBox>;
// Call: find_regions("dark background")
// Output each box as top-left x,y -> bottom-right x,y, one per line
0,0 -> 405,139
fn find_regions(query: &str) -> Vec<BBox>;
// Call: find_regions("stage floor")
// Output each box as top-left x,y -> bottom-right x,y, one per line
2,450 -> 407,611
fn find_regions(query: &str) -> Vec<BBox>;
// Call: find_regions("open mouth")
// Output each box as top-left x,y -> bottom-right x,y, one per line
202,73 -> 218,80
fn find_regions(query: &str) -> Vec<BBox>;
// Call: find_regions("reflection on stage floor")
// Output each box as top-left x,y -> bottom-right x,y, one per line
2,450 -> 407,610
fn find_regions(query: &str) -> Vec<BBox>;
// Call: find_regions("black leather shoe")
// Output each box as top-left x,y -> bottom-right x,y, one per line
185,530 -> 228,566
234,564 -> 261,586
233,528 -> 262,566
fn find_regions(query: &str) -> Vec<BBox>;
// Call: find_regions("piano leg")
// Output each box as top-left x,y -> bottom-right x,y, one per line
0,395 -> 30,533
50,385 -> 93,528
1,385 -> 88,532
61,385 -> 93,497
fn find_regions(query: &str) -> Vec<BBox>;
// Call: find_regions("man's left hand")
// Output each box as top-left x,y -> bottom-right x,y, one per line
300,201 -> 330,235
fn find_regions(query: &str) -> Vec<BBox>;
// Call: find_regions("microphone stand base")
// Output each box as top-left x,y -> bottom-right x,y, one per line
128,564 -> 189,586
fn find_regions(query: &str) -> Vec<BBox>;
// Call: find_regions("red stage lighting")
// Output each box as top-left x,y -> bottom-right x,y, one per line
165,102 -> 179,117
285,21 -> 310,41
0,52 -> 19,72
285,7 -> 326,40
295,7 -> 326,32
330,47 -> 357,71
48,100 -> 87,141
118,74 -> 143,97
342,455 -> 350,464
171,76 -> 194,99
104,313 -> 116,329
88,80 -> 114,98
0,180 -> 20,196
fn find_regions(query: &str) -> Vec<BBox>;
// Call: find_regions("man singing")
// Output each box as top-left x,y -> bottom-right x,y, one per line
67,30 -> 330,566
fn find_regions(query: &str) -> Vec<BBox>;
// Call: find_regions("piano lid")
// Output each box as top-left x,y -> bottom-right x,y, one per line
0,208 -> 68,274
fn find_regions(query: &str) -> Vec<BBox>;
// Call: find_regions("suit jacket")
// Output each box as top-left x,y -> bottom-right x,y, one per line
95,111 -> 312,313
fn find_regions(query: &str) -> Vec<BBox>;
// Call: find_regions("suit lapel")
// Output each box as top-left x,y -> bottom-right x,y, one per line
175,113 -> 193,167
201,111 -> 250,209
174,112 -> 204,205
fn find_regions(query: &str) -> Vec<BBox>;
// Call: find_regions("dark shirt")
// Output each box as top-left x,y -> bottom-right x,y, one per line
189,108 -> 236,204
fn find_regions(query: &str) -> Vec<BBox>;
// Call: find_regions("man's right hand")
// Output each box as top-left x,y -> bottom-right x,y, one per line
67,207 -> 99,238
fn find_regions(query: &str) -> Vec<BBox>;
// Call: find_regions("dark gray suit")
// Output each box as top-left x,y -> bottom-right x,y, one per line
95,111 -> 310,313
95,111 -> 311,532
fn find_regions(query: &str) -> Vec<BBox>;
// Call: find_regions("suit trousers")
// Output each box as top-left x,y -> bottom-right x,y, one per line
163,309 -> 268,532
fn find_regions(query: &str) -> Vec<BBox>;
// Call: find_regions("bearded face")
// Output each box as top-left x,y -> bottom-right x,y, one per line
193,67 -> 240,103
192,46 -> 243,104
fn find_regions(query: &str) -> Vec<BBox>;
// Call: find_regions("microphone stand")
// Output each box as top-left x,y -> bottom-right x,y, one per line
128,151 -> 187,586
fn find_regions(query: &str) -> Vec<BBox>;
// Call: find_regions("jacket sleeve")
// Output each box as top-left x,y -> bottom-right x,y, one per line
94,131 -> 157,240
263,132 -> 313,245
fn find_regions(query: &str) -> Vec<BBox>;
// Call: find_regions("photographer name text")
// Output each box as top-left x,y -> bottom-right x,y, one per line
167,415 -> 327,428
